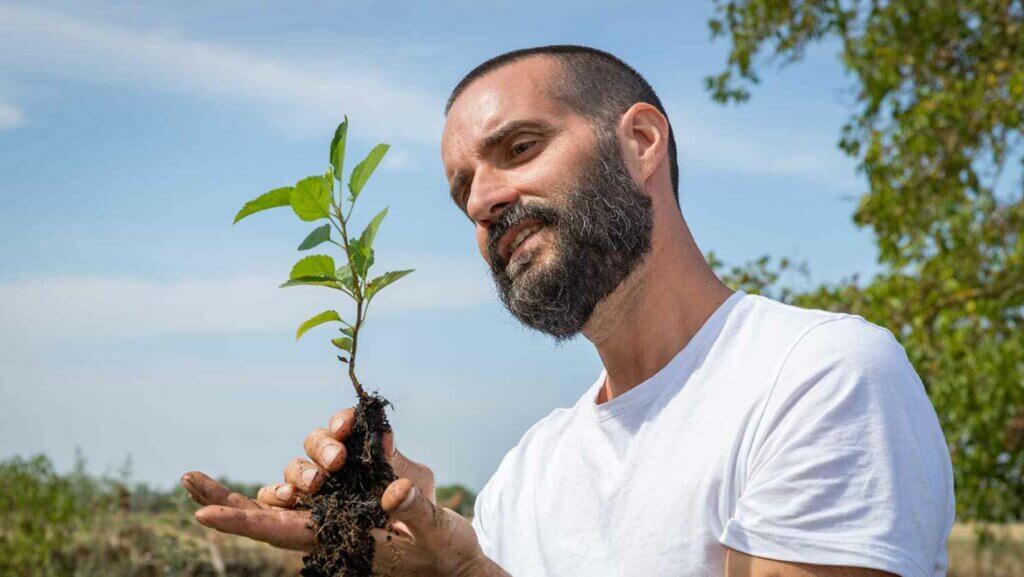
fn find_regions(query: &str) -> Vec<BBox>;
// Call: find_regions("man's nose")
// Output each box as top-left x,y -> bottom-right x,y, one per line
466,171 -> 519,228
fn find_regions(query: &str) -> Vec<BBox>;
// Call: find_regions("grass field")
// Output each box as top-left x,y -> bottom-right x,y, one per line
8,511 -> 1020,576
1,454 -> 1020,576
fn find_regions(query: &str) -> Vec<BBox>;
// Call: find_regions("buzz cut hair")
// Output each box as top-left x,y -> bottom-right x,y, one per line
444,44 -> 680,207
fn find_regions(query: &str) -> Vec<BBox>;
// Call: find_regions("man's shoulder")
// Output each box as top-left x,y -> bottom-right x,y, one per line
737,292 -> 864,335
747,299 -> 936,449
773,305 -> 909,381
736,293 -> 913,391
721,292 -> 890,368
722,301 -> 954,575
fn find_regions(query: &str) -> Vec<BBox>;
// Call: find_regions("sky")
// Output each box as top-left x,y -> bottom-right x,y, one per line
0,1 -> 880,491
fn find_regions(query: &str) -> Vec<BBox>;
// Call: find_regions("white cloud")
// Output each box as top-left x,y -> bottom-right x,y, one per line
670,99 -> 861,190
0,5 -> 445,144
0,257 -> 494,343
0,100 -> 25,130
0,4 -> 861,183
380,148 -> 418,172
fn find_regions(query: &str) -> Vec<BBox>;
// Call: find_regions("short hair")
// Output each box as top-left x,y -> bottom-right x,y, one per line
445,44 -> 680,207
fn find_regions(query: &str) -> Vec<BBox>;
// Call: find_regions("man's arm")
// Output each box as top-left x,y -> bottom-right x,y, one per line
726,548 -> 897,577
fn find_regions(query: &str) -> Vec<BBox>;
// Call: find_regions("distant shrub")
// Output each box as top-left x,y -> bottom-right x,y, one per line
435,484 -> 477,518
0,453 -> 299,576
0,454 -> 98,575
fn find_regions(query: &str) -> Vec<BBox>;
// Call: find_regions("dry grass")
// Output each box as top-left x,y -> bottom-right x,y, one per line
8,455 -> 1016,575
7,506 -> 1022,576
947,523 -> 1024,577
65,518 -> 1024,576
103,519 -> 1023,576
58,511 -> 303,577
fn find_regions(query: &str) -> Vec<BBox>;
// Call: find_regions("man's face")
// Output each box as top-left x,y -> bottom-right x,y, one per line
442,57 -> 654,339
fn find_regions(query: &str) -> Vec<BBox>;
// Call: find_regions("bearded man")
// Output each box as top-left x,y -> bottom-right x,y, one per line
183,45 -> 955,577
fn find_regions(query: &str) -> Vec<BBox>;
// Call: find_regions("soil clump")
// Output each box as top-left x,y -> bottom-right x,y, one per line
298,392 -> 395,577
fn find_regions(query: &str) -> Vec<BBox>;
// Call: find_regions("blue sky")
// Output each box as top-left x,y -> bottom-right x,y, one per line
0,1 -> 879,490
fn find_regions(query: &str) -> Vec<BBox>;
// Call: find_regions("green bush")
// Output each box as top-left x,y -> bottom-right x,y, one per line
0,454 -> 97,575
0,453 -> 298,577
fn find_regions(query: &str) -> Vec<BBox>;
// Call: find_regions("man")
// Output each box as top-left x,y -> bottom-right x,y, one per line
183,45 -> 955,576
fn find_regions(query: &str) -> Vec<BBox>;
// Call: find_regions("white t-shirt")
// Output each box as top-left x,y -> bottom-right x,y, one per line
472,290 -> 955,577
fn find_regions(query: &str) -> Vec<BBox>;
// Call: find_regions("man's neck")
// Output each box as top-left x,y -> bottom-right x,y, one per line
583,214 -> 733,404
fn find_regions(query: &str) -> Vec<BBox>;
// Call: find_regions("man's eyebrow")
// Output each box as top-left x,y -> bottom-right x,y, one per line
477,118 -> 555,155
448,118 -> 556,209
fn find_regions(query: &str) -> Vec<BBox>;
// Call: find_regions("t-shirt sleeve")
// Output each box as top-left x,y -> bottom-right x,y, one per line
719,316 -> 955,577
471,483 -> 494,559
472,447 -> 514,562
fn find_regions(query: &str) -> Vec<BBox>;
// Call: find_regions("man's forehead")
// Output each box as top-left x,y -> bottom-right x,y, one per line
442,58 -> 567,170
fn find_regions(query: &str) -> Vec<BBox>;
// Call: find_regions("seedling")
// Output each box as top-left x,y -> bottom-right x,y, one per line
233,116 -> 411,577
234,115 -> 412,399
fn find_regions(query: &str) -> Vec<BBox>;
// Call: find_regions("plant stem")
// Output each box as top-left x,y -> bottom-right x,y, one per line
332,203 -> 366,400
350,300 -> 365,398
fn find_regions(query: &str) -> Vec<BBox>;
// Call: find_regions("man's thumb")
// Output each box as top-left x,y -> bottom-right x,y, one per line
382,478 -> 440,536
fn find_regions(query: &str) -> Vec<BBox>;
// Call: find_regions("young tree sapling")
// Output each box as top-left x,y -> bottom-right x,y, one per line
233,116 -> 413,577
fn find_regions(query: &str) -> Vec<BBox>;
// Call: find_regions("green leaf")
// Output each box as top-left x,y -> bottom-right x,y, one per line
359,207 -> 388,252
339,326 -> 354,338
290,255 -> 337,280
330,116 -> 348,183
336,264 -> 355,292
233,187 -> 292,224
347,143 -> 389,202
296,310 -> 342,341
331,337 -> 353,352
279,277 -> 345,291
349,238 -> 375,280
298,224 -> 332,251
291,175 -> 333,222
366,269 -> 414,300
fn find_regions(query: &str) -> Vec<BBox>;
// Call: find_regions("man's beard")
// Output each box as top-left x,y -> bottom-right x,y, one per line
485,130 -> 655,341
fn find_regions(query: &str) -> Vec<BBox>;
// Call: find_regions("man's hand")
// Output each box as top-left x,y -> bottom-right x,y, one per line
181,408 -> 508,577
261,406 -> 436,507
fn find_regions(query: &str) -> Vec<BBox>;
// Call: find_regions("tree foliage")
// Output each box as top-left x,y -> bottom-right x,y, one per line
706,0 -> 1024,523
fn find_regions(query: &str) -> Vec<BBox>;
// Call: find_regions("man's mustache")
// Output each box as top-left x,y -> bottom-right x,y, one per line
486,201 -> 560,267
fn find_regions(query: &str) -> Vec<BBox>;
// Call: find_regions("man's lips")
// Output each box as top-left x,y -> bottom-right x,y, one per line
497,219 -> 545,265
508,227 -> 546,268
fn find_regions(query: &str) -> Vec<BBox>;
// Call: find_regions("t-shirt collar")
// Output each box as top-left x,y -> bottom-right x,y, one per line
581,289 -> 748,421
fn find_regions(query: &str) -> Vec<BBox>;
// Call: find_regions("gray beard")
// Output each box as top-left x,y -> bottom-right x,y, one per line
486,131 -> 655,341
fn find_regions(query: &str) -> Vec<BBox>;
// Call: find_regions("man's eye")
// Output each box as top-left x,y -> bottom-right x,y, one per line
509,141 -> 536,160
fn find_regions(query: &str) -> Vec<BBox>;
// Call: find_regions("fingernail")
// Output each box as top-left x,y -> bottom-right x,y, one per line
322,445 -> 341,466
398,486 -> 418,512
302,468 -> 319,488
275,484 -> 293,500
194,509 -> 211,526
330,415 -> 345,434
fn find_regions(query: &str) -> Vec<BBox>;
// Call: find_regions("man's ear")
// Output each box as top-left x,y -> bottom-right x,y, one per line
617,102 -> 670,189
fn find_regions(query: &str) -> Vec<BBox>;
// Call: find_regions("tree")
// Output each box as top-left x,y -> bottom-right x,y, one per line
705,0 -> 1024,524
